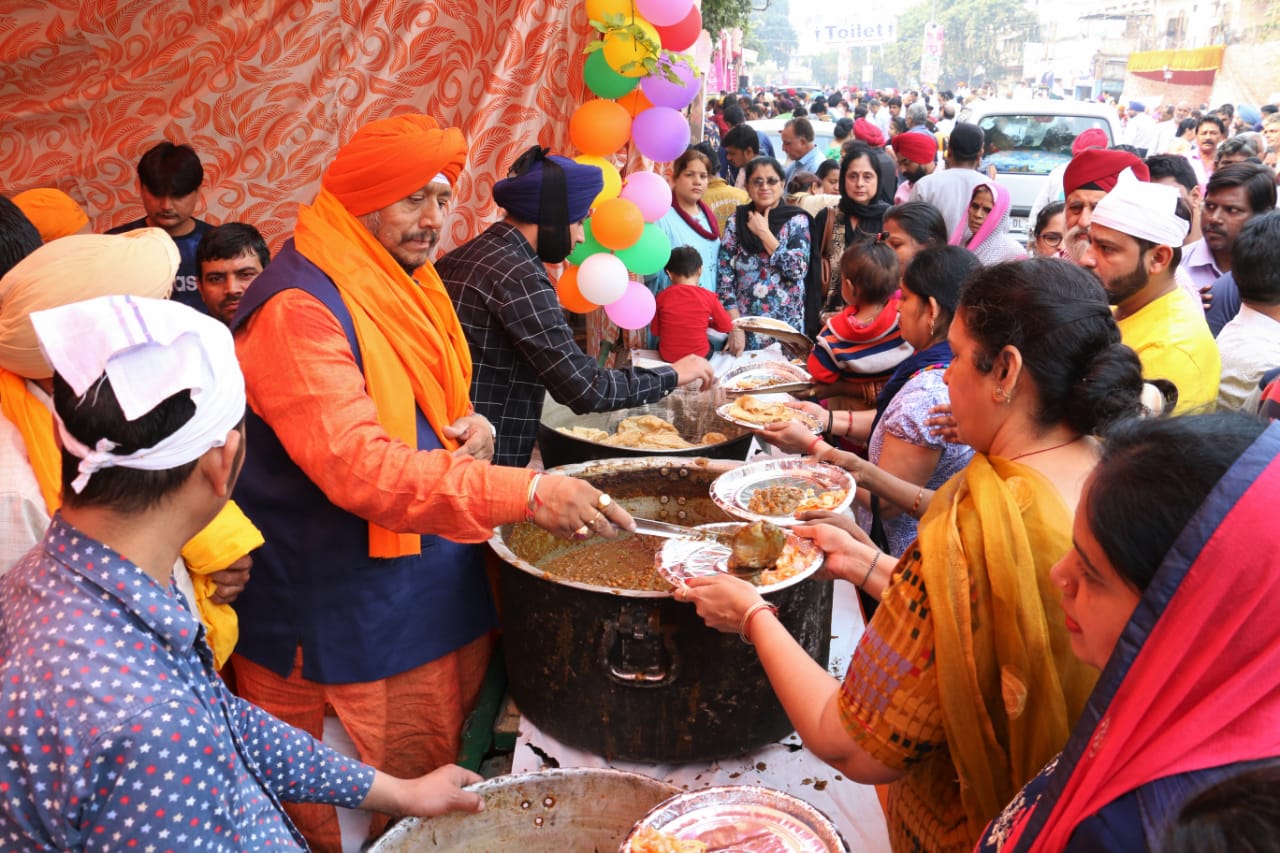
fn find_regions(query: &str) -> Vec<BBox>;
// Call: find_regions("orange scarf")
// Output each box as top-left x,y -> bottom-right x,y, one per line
294,189 -> 473,558
0,368 -> 60,513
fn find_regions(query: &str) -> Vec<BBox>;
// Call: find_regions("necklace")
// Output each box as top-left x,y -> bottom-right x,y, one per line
1008,434 -> 1083,462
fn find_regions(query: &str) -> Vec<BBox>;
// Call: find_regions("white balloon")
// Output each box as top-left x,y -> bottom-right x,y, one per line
576,252 -> 629,305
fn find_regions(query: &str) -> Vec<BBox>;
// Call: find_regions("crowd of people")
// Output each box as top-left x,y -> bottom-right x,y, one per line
0,82 -> 1278,853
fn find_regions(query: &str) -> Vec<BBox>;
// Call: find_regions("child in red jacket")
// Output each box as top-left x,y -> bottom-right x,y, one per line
651,246 -> 735,362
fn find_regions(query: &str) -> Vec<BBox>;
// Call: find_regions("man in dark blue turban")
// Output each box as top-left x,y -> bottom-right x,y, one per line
438,146 -> 713,466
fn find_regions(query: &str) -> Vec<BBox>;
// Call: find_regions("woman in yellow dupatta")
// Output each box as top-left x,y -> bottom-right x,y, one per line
679,259 -> 1149,853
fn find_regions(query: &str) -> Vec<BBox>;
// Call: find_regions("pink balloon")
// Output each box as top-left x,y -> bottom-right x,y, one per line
577,252 -> 629,305
605,280 -> 657,330
619,171 -> 672,223
636,0 -> 693,26
640,54 -> 701,111
631,106 -> 691,163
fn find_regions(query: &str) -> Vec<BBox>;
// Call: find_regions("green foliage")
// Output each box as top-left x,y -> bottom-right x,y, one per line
702,0 -> 753,35
748,0 -> 797,68
882,0 -> 1036,88
586,13 -> 696,83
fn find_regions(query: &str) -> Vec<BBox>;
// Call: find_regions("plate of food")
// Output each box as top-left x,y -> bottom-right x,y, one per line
715,395 -> 822,433
655,522 -> 823,592
710,456 -> 855,527
721,361 -> 813,396
732,315 -> 812,355
556,415 -> 728,450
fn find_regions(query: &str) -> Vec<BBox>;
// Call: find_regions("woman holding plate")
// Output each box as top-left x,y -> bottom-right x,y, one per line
717,156 -> 811,355
678,259 -> 1148,853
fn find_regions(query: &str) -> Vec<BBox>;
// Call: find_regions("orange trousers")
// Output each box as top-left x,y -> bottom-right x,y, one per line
231,633 -> 494,852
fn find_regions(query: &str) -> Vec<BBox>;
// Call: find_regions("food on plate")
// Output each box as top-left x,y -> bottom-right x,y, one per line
728,374 -> 794,391
734,315 -> 795,331
728,520 -> 787,573
794,487 -> 849,513
747,485 -> 807,515
557,415 -> 722,450
759,540 -> 816,585
724,395 -> 803,426
628,826 -> 708,853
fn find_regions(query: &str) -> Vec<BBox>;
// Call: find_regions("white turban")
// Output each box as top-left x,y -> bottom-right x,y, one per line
0,229 -> 177,379
1090,168 -> 1189,248
30,295 -> 245,494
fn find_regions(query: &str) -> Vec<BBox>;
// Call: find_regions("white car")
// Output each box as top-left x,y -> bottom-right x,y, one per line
957,99 -> 1120,238
746,118 -> 839,172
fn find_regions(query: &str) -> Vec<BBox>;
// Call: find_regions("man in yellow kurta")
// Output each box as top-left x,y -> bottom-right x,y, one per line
1081,169 -> 1220,413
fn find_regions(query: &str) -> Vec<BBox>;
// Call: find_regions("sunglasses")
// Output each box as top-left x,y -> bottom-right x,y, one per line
1037,231 -> 1064,247
749,177 -> 782,188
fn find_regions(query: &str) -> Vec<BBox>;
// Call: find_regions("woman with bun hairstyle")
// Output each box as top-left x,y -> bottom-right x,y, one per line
678,258 -> 1148,853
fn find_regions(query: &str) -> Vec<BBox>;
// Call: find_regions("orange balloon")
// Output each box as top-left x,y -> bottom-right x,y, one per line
569,99 -> 632,157
556,265 -> 599,313
616,87 -> 654,117
585,0 -> 631,24
602,19 -> 660,78
591,198 -> 645,250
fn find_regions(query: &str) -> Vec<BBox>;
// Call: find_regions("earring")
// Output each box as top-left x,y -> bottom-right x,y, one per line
995,385 -> 1011,404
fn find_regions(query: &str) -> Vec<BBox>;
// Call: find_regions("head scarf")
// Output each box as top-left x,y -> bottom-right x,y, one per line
321,114 -> 467,216
12,188 -> 89,242
948,123 -> 985,160
836,146 -> 894,228
1063,148 -> 1149,195
493,147 -> 604,264
0,230 -> 177,379
891,131 -> 938,165
999,424 -> 1280,851
31,295 -> 244,494
953,180 -> 1026,266
1091,168 -> 1189,247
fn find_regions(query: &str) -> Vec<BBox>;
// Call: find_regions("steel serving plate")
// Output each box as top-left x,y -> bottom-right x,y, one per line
732,316 -> 812,355
721,361 -> 814,396
710,457 -> 855,528
620,784 -> 850,852
715,402 -> 822,434
656,522 -> 823,592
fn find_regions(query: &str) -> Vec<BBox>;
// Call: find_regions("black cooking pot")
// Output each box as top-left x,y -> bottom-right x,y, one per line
536,386 -> 754,468
489,456 -> 833,764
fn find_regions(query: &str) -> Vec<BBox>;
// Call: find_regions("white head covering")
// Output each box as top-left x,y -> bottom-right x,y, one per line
30,295 -> 245,494
1090,168 -> 1190,248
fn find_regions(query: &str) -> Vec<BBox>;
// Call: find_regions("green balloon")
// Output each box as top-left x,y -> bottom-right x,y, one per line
616,224 -> 671,276
568,218 -> 608,265
584,50 -> 639,100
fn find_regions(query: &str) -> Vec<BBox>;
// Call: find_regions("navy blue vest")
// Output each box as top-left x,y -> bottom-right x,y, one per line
229,240 -> 495,684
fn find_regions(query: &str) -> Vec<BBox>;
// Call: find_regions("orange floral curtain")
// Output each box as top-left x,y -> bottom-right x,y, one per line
0,0 -> 590,256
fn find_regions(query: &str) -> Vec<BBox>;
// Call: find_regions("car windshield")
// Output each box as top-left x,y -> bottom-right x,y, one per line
978,114 -> 1113,176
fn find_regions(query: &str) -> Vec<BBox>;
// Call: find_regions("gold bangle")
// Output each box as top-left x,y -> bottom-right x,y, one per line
910,486 -> 926,516
739,600 -> 779,644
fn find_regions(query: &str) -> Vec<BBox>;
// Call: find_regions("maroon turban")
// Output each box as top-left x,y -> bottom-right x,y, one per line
1063,148 -> 1150,195
1071,128 -> 1109,156
891,132 -> 938,165
853,118 -> 885,147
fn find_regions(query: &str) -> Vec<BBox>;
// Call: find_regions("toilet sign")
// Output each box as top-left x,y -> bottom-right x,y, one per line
811,17 -> 897,48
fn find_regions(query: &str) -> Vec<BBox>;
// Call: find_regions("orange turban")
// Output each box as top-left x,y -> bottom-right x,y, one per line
321,114 -> 468,216
12,188 -> 89,242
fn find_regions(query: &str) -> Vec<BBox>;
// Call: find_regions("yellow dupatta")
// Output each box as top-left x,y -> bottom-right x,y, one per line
0,368 -> 60,513
293,189 -> 473,558
918,453 -> 1097,841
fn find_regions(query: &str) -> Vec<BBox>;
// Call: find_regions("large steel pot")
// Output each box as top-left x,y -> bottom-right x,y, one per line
490,456 -> 833,763
536,385 -> 753,468
370,768 -> 678,852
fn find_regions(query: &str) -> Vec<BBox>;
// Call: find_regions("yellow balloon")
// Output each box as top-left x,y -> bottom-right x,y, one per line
602,19 -> 659,78
574,154 -> 622,209
586,0 -> 632,25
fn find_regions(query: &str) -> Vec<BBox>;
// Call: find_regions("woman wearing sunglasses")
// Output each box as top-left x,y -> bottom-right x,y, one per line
717,156 -> 812,354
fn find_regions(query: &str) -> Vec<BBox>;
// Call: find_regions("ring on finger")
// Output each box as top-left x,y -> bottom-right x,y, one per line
590,512 -> 608,527
573,524 -> 591,540
596,493 -> 612,511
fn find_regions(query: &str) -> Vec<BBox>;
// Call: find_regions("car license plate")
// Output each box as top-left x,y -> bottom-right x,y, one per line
1009,216 -> 1028,234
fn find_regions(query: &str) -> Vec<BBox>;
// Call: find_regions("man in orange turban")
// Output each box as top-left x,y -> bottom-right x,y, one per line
229,114 -> 635,852
11,188 -> 91,242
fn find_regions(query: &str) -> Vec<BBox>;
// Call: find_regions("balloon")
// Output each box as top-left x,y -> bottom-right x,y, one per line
555,265 -> 598,314
615,223 -> 672,276
591,197 -> 645,250
631,106 -> 691,163
570,99 -> 632,157
585,0 -> 631,24
584,49 -> 638,100
577,252 -> 629,305
616,87 -> 655,117
602,19 -> 660,78
640,53 -> 701,111
654,6 -> 701,51
605,280 -> 657,329
573,154 -> 622,209
567,219 -> 608,265
619,171 -> 672,223
636,0 -> 694,27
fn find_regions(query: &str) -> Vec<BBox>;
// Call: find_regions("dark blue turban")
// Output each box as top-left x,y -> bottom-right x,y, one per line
494,147 -> 603,263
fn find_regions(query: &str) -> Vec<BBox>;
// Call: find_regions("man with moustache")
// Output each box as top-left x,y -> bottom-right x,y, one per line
889,131 -> 937,204
1058,147 -> 1149,261
196,222 -> 270,324
1194,162 -> 1279,336
1187,114 -> 1226,190
1080,169 -> 1219,413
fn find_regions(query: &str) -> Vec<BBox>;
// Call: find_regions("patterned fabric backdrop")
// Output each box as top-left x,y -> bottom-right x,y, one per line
0,0 -> 592,256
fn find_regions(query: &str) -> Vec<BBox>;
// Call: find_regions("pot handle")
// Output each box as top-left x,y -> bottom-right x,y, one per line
599,606 -> 682,687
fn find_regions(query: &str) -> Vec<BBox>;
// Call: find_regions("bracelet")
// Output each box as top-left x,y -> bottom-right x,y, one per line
825,408 -> 834,434
525,472 -> 544,521
805,435 -> 824,457
910,487 -> 926,516
859,551 -> 881,588
739,600 -> 779,644
845,412 -> 855,438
